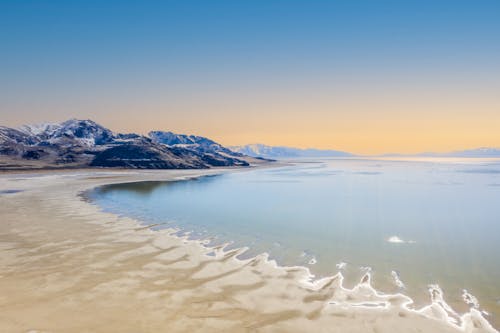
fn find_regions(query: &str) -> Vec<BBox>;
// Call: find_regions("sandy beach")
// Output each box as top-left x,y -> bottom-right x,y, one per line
0,169 -> 496,333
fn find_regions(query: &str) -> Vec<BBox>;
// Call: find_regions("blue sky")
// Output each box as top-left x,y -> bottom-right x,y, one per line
1,0 -> 499,153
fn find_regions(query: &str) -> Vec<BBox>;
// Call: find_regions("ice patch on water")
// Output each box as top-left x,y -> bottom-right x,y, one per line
387,236 -> 405,243
387,235 -> 416,244
424,284 -> 460,324
336,261 -> 347,270
391,270 -> 405,289
299,250 -> 317,265
360,266 -> 372,273
462,289 -> 480,309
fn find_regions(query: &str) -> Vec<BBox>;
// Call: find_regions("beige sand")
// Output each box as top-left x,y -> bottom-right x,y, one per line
0,169 -> 496,333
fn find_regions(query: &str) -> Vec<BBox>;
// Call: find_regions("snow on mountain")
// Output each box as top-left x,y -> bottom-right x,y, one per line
149,131 -> 242,157
148,131 -> 206,146
18,122 -> 60,137
17,119 -> 115,147
56,119 -> 113,146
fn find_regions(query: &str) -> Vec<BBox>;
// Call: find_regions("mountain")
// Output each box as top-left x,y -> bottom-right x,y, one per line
229,144 -> 353,159
382,147 -> 500,158
20,119 -> 115,146
0,119 -> 260,170
149,131 -> 241,157
440,147 -> 500,158
0,127 -> 38,148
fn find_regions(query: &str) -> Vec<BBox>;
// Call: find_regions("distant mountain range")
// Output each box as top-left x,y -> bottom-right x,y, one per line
231,143 -> 500,159
1,120 -> 498,170
382,148 -> 500,158
431,148 -> 500,157
0,119 -> 261,170
229,144 -> 353,159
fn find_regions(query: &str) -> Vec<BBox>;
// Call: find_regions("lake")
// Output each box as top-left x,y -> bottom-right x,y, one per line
89,157 -> 500,324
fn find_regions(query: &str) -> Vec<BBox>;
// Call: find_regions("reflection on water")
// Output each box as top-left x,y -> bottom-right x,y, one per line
0,189 -> 23,195
90,158 -> 500,324
98,181 -> 175,195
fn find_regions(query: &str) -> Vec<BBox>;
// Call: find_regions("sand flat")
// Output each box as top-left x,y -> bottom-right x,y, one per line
0,170 -> 496,332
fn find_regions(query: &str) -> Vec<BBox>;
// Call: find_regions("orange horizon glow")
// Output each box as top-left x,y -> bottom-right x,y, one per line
4,98 -> 499,155
5,79 -> 499,155
2,1 -> 500,155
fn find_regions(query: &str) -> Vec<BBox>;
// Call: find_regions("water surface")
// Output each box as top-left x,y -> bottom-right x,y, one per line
90,158 -> 500,324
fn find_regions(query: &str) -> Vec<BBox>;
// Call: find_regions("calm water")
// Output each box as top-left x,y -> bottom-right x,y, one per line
90,158 -> 500,323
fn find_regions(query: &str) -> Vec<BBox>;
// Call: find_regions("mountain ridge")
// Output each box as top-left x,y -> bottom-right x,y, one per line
231,143 -> 500,159
229,143 -> 353,159
0,119 -> 261,170
380,147 -> 500,158
2,120 -> 498,170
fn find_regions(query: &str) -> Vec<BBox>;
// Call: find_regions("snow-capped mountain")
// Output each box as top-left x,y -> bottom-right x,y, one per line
149,131 -> 242,157
149,131 -> 212,146
18,122 -> 61,137
0,126 -> 39,146
0,119 -> 258,169
229,144 -> 353,159
18,119 -> 115,147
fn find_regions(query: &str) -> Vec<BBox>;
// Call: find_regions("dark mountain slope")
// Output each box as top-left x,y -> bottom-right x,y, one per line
0,119 -> 258,170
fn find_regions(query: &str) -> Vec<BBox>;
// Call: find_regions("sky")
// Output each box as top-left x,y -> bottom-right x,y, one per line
1,0 -> 499,154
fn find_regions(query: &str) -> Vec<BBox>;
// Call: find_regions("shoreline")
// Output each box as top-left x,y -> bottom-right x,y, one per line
0,169 -> 497,332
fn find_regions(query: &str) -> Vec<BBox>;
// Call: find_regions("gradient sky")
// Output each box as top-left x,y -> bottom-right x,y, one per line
1,0 -> 499,154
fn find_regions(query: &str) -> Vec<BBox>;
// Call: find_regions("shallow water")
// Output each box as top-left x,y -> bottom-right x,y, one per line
90,158 -> 500,325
